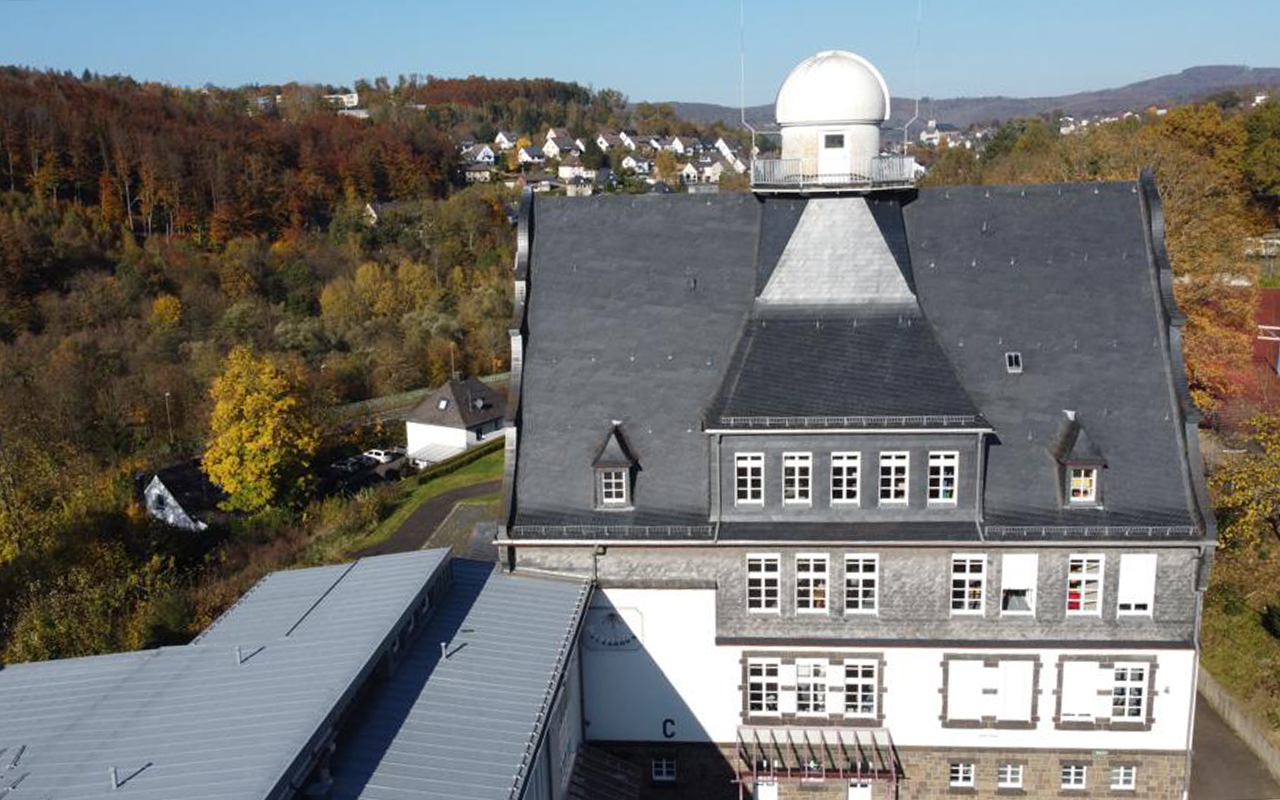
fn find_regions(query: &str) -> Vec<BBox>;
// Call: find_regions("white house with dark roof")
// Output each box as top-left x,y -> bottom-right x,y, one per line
143,460 -> 226,531
622,153 -> 654,175
500,50 -> 1214,800
495,130 -> 520,150
405,377 -> 505,467
519,145 -> 547,165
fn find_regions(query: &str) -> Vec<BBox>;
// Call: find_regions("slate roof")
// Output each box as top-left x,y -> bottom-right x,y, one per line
150,459 -> 226,519
708,311 -> 983,428
406,378 -> 504,430
0,550 -> 449,800
511,179 -> 1212,539
328,560 -> 590,800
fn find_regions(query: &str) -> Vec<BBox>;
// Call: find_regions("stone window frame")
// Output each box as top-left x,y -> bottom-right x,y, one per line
996,760 -> 1028,794
1107,762 -> 1138,792
938,653 -> 1042,730
1051,654 -> 1157,732
739,650 -> 887,727
949,761 -> 977,790
1059,761 -> 1089,792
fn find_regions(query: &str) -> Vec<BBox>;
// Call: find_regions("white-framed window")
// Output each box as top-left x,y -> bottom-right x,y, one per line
1061,764 -> 1087,790
1066,554 -> 1104,615
1005,351 -> 1024,374
1069,467 -> 1098,503
651,757 -> 677,783
1110,765 -> 1137,791
950,554 -> 986,614
747,659 -> 780,715
1000,553 -> 1038,616
831,452 -> 861,505
1111,664 -> 1148,720
600,468 -> 628,506
746,554 -> 781,613
997,763 -> 1024,789
796,659 -> 828,715
843,659 -> 877,718
796,554 -> 829,613
844,554 -> 878,614
1117,553 -> 1157,616
927,451 -> 959,504
736,453 -> 764,505
949,763 -> 975,788
783,452 -> 813,505
879,452 -> 909,504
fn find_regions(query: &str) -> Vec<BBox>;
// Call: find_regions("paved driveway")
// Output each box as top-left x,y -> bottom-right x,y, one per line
1193,697 -> 1280,800
356,479 -> 501,557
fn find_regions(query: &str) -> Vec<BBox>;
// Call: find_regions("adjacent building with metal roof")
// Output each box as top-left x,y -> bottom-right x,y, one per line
0,550 -> 593,800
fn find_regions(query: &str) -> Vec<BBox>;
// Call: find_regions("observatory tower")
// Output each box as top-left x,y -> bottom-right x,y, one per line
752,50 -> 915,190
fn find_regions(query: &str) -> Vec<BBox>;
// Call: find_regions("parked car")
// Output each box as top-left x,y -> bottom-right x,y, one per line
363,449 -> 396,464
329,457 -> 362,474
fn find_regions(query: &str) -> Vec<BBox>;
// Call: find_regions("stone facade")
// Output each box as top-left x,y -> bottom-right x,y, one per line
513,544 -> 1203,643
594,742 -> 1185,800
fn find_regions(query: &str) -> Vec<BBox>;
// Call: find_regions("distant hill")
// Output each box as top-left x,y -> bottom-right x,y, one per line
655,65 -> 1280,131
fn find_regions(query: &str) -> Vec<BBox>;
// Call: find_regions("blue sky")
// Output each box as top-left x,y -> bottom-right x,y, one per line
1,0 -> 1276,105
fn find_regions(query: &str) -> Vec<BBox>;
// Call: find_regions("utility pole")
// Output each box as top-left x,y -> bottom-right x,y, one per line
164,391 -> 174,447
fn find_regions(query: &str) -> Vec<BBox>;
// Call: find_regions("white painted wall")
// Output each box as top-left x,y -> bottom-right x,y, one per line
406,421 -> 469,455
581,588 -> 1196,752
582,588 -> 742,743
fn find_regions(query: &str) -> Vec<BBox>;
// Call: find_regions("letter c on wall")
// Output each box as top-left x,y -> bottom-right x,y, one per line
662,718 -> 675,739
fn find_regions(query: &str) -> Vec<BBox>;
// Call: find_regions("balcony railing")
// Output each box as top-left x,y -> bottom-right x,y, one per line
751,154 -> 917,192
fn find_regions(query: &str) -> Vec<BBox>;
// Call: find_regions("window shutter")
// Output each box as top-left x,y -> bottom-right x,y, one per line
996,660 -> 1035,722
1001,554 -> 1038,592
947,660 -> 987,721
1117,554 -> 1157,614
1060,660 -> 1099,721
778,663 -> 798,714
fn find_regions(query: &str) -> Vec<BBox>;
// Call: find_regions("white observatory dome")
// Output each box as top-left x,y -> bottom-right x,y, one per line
774,50 -> 890,126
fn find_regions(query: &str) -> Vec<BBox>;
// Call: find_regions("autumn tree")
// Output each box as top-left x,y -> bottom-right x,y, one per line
1212,413 -> 1280,548
202,346 -> 320,512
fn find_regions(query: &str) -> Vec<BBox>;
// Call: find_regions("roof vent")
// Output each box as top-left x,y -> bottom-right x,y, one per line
1005,352 -> 1023,374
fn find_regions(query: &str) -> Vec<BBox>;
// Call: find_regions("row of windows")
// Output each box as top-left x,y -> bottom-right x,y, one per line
951,763 -> 1137,791
745,552 -> 1157,617
745,657 -> 1149,726
735,451 -> 960,506
747,658 -> 879,717
734,452 -> 1102,507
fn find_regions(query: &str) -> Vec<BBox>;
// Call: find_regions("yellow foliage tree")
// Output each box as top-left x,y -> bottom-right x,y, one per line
202,346 -> 321,512
149,294 -> 183,330
1212,413 -> 1280,548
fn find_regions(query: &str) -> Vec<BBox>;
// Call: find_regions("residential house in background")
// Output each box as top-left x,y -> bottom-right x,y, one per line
463,162 -> 494,183
559,154 -> 598,181
142,460 -> 226,532
519,145 -> 547,165
405,377 -> 506,467
566,175 -> 595,197
622,153 -> 654,175
596,131 -> 624,152
322,91 -> 360,109
461,143 -> 496,164
501,49 -> 1214,800
495,130 -> 520,150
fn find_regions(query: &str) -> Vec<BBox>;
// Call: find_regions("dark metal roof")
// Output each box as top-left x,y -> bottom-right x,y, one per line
0,550 -> 449,800
150,459 -> 226,519
328,560 -> 590,800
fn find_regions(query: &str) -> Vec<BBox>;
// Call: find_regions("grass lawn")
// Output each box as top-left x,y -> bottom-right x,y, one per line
340,449 -> 504,556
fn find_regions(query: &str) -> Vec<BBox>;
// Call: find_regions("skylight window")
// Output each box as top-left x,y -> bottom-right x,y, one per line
1005,351 -> 1023,374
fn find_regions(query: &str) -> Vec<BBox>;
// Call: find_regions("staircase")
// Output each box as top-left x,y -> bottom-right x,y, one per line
567,744 -> 643,800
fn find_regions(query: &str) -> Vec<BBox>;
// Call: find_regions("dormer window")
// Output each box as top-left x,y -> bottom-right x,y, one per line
600,469 -> 628,506
1069,467 -> 1097,503
593,422 -> 636,511
1049,410 -> 1106,507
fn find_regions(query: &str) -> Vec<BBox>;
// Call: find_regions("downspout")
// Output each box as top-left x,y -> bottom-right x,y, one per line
1182,550 -> 1206,800
974,430 -> 987,541
713,432 -> 723,542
